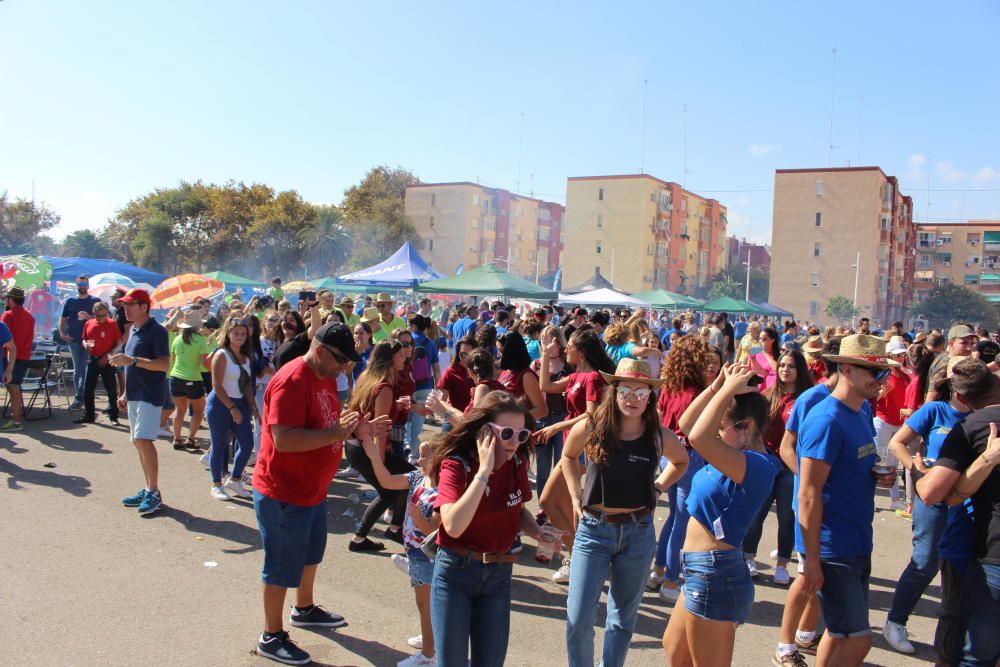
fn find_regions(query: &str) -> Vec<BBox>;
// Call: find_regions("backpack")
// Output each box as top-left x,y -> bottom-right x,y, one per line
411,337 -> 432,383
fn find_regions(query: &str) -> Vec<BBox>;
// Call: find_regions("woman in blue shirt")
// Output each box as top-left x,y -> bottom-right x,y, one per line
662,364 -> 777,666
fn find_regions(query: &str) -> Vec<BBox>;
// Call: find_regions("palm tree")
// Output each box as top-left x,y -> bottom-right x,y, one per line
61,229 -> 115,259
298,207 -> 353,275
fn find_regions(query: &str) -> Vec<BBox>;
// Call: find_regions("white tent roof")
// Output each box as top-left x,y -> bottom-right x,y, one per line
557,288 -> 650,308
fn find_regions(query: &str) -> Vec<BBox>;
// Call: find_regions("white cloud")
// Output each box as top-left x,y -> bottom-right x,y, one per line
905,153 -> 927,181
748,144 -> 776,156
973,166 -> 998,185
936,160 -> 966,184
738,195 -> 750,206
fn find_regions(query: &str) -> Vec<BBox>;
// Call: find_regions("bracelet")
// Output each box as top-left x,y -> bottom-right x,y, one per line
473,474 -> 490,485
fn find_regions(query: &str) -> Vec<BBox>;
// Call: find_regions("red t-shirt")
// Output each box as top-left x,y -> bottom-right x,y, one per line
903,375 -> 925,412
465,378 -> 505,414
82,318 -> 122,358
253,357 -> 343,506
394,369 -> 415,422
1,305 -> 34,361
876,371 -> 910,426
499,367 -> 538,399
658,384 -> 700,443
808,358 -> 827,383
437,364 -> 474,413
371,381 -> 400,423
434,455 -> 532,553
564,371 -> 605,419
764,393 -> 797,456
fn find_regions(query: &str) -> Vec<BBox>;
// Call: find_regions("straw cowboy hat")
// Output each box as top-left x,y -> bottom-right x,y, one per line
802,335 -> 824,354
375,292 -> 394,304
177,310 -> 206,330
823,334 -> 899,369
599,358 -> 666,388
359,307 -> 381,325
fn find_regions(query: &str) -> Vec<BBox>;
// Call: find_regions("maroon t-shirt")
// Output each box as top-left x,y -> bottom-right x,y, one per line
499,367 -> 537,399
434,455 -> 532,553
658,384 -> 700,445
438,364 -> 474,413
564,371 -> 605,419
465,378 -> 505,414
764,392 -> 796,456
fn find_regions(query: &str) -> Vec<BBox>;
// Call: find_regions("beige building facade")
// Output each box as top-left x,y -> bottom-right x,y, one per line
914,220 -> 1000,306
561,174 -> 727,295
769,167 -> 915,325
404,182 -> 564,282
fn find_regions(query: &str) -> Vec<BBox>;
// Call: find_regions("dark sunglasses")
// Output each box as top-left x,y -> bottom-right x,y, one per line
265,317 -> 280,324
322,344 -> 350,364
488,422 -> 532,444
398,341 -> 412,348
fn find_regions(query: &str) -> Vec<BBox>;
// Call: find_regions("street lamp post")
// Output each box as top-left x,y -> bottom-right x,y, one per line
852,250 -> 860,328
744,260 -> 751,302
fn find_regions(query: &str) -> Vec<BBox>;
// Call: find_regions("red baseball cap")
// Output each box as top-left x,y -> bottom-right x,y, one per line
119,288 -> 152,304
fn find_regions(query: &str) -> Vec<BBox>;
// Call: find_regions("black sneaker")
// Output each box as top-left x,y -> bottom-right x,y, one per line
109,417 -> 121,427
73,416 -> 96,424
257,630 -> 310,665
289,604 -> 346,628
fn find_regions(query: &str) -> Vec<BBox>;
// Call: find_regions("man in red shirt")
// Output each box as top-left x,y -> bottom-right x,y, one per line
1,287 -> 35,430
874,341 -> 911,511
252,322 -> 390,666
75,301 -> 122,426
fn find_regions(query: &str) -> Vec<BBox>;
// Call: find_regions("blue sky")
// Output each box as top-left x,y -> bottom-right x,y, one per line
2,1 -> 999,246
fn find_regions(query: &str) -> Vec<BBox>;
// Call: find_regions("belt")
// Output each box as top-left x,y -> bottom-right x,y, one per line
583,506 -> 651,524
445,545 -> 518,564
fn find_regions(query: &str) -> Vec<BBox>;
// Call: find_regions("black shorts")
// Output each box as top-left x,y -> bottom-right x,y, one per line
8,359 -> 29,386
170,377 -> 206,400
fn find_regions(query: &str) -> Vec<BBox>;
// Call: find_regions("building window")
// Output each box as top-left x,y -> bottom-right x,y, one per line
813,242 -> 821,257
811,272 -> 820,287
816,181 -> 824,197
597,214 -> 603,228
810,301 -> 819,317
815,212 -> 822,227
681,198 -> 687,211
537,227 -> 550,241
429,216 -> 435,228
596,240 -> 602,254
472,194 -> 479,206
598,187 -> 604,201
656,241 -> 668,257
918,254 -> 932,269
482,200 -> 489,214
431,193 -> 436,206
429,239 -> 434,251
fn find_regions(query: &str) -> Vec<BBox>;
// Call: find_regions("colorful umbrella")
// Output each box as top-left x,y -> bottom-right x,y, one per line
151,273 -> 224,309
0,254 -> 53,290
89,283 -> 132,305
281,280 -> 316,293
90,272 -> 137,287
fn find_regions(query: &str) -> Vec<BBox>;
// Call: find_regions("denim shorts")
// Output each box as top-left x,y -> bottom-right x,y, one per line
406,545 -> 434,587
682,549 -> 755,624
127,400 -> 161,442
254,490 -> 328,588
813,554 -> 871,638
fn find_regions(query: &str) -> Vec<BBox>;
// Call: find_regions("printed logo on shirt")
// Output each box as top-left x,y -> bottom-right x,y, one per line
857,442 -> 877,459
316,389 -> 343,454
626,453 -> 651,465
934,426 -> 952,436
506,487 -> 524,508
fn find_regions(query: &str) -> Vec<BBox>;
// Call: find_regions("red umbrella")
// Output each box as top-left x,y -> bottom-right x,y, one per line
152,273 -> 224,309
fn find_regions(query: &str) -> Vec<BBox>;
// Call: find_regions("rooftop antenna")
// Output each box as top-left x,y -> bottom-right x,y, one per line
640,78 -> 648,174
515,112 -> 525,193
827,48 -> 838,167
529,173 -> 535,199
683,103 -> 689,188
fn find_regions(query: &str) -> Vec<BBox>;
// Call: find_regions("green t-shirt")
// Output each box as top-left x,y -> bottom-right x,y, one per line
373,314 -> 406,342
269,287 -> 284,301
170,332 -> 211,381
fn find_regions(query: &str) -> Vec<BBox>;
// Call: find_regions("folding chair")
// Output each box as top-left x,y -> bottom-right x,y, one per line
4,356 -> 55,421
47,352 -> 73,409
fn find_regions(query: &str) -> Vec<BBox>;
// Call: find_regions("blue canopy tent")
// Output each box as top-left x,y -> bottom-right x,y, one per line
44,256 -> 166,289
337,242 -> 444,289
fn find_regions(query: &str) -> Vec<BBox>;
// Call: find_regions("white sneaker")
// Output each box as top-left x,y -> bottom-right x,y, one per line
407,635 -> 423,650
552,557 -> 571,584
747,558 -> 759,578
770,548 -> 779,560
883,620 -> 915,654
157,426 -> 173,439
397,652 -> 435,667
200,450 -> 211,469
658,584 -> 680,603
392,553 -> 410,576
210,486 -> 229,501
647,570 -> 665,590
773,565 -> 791,586
224,477 -> 252,498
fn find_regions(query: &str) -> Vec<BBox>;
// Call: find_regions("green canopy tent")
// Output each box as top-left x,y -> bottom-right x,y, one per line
631,289 -> 705,310
414,265 -> 557,301
702,296 -> 767,314
204,271 -> 265,289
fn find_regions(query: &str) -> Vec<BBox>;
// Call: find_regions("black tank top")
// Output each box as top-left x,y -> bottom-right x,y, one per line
582,434 -> 660,510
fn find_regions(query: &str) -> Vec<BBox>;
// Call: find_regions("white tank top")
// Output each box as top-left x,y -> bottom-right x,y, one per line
220,349 -> 251,399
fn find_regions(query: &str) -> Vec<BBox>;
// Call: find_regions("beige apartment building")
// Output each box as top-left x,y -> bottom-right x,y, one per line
913,220 -> 1000,306
769,167 -> 915,325
404,182 -> 564,282
561,174 -> 727,295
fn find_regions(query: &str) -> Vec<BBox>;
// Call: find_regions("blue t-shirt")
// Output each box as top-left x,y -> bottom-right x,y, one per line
904,401 -> 969,461
605,341 -> 636,365
124,318 -> 170,406
353,346 -> 373,381
525,338 -> 541,361
786,383 -> 873,436
733,321 -> 749,340
686,451 -> 778,548
940,499 -> 975,572
0,322 -> 11,376
659,327 -> 684,350
451,316 -> 477,342
61,295 -> 103,341
794,395 -> 878,558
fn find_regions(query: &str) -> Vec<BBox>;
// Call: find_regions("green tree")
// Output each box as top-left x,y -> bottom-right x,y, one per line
707,274 -> 743,301
911,283 -> 999,330
825,295 -> 861,322
707,266 -> 770,302
131,211 -> 177,275
298,206 -> 353,276
61,229 -> 116,259
0,192 -> 61,254
339,166 -> 422,269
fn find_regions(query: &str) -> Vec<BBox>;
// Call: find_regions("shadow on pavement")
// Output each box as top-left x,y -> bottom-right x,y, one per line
0,456 -> 92,496
328,630 -> 410,665
146,506 -> 262,554
0,437 -> 28,454
30,428 -> 111,454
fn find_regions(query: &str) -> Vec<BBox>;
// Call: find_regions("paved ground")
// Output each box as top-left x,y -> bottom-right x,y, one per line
1,404 -> 940,666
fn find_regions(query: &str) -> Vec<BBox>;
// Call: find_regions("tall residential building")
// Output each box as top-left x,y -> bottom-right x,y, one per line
562,174 -> 727,295
914,220 -> 1000,306
726,237 -> 771,273
769,167 -> 915,325
404,182 -> 564,282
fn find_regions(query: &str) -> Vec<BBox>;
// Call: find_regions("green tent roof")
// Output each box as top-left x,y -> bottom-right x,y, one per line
702,296 -> 769,314
204,271 -> 265,287
414,265 -> 557,300
630,289 -> 701,309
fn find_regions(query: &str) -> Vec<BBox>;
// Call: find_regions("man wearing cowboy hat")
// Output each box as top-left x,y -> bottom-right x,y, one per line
1,286 -> 34,430
794,334 -> 897,666
335,297 -> 359,328
371,292 -> 405,343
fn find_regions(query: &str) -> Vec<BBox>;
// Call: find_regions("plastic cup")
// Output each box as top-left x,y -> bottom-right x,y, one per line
398,396 -> 412,411
535,525 -> 565,563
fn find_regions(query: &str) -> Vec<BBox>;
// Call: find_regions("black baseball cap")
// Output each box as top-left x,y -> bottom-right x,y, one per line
315,322 -> 362,362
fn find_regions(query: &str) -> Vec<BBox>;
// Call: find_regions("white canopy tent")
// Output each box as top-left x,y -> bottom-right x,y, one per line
557,288 -> 650,309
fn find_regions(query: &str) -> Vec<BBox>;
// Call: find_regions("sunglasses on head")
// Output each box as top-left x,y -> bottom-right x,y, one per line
616,386 -> 652,402
488,422 -> 532,444
266,317 -> 280,323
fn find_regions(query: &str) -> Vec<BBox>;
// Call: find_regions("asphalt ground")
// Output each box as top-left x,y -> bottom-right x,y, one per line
1,406 -> 939,666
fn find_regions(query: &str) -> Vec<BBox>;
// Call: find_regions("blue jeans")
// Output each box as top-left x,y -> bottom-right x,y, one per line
656,449 -> 704,580
961,561 -> 1000,666
742,462 -> 795,560
205,392 -> 253,484
817,554 -> 872,638
566,512 -> 655,667
535,412 -> 566,496
682,549 -> 755,623
68,339 -> 88,402
406,387 -> 431,456
888,498 -> 948,625
431,546 -> 513,667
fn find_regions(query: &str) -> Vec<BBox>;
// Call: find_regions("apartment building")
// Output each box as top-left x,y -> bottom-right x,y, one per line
561,174 -> 727,295
726,237 -> 771,273
769,167 -> 915,325
914,220 -> 1000,305
404,182 -> 564,282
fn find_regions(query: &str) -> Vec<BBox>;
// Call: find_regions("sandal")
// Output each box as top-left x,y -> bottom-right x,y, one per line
348,537 -> 386,552
184,436 -> 200,451
172,439 -> 186,450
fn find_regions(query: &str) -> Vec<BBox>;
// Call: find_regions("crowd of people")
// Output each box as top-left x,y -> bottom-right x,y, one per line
12,275 -> 1000,666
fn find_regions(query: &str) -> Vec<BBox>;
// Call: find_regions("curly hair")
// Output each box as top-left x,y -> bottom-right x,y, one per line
661,334 -> 710,393
602,322 -> 629,346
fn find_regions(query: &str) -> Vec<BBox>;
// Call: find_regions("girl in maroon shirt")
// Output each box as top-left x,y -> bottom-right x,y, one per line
497,331 -> 547,421
430,336 -> 475,431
